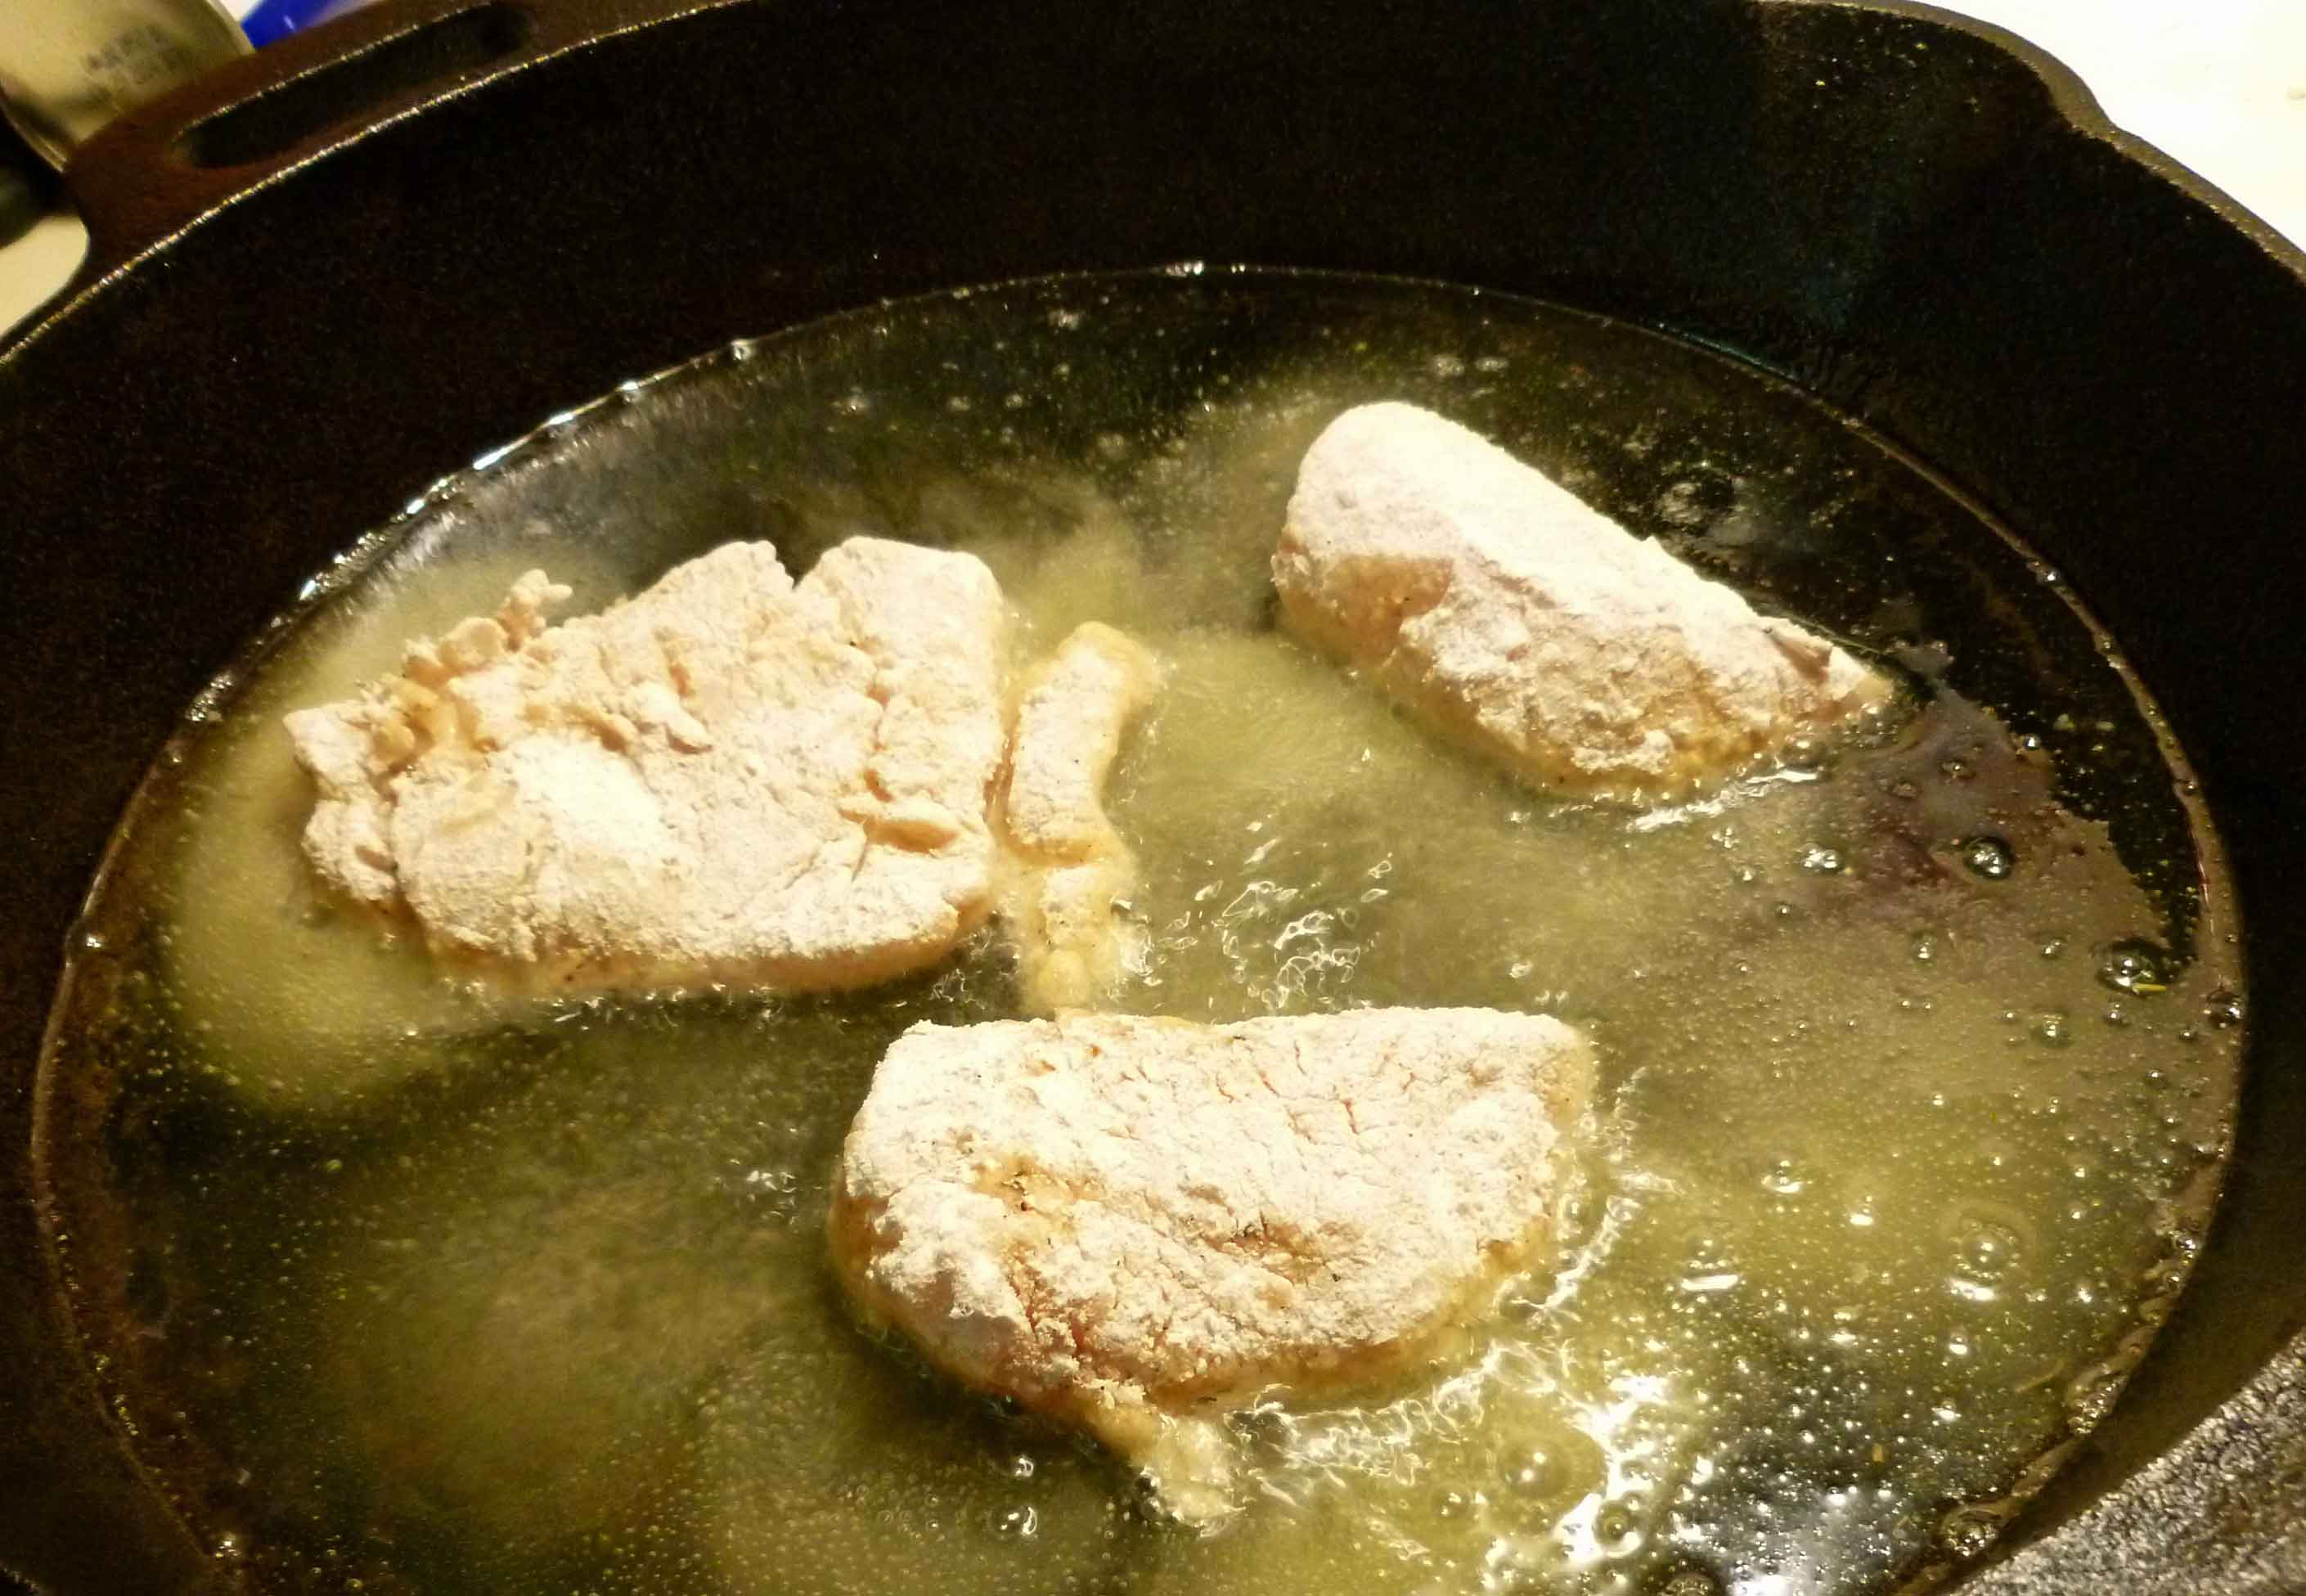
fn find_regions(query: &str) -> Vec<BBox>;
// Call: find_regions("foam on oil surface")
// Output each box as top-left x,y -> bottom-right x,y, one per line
40,272 -> 2240,1596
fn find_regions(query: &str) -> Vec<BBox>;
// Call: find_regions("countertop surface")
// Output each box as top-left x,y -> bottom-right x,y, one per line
2,0 -> 2304,335
1954,0 -> 2306,245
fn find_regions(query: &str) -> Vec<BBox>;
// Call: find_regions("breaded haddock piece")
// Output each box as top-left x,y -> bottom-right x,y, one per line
1275,402 -> 1888,798
999,623 -> 1160,1012
830,1008 -> 1593,1521
285,538 -> 1006,993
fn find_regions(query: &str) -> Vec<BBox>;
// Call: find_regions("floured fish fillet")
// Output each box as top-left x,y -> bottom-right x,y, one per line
999,622 -> 1160,1011
285,538 -> 1006,992
829,1007 -> 1594,1522
1274,402 -> 1890,797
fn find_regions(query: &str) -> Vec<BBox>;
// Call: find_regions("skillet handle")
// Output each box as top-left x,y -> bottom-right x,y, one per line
61,0 -> 652,276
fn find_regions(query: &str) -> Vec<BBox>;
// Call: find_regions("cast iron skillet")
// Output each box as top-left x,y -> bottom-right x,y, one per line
2,0 -> 2302,1590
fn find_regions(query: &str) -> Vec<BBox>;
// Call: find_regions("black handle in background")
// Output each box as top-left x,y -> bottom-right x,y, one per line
0,119 -> 57,249
56,0 -> 703,282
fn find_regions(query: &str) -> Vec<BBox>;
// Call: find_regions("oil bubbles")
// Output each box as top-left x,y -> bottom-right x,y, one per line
2095,939 -> 2169,996
1958,837 -> 2015,880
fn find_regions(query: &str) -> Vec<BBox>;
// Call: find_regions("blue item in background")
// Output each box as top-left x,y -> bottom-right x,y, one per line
237,0 -> 368,47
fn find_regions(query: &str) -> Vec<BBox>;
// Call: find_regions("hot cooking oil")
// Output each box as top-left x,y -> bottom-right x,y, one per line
37,269 -> 2240,1596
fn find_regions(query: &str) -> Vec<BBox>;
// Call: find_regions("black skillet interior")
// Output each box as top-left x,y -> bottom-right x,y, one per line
2,1 -> 2302,1592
